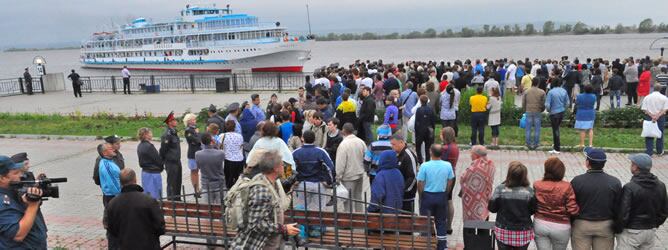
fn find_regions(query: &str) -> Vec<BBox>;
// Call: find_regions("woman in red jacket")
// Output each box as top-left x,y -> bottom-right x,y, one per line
638,65 -> 652,105
533,157 -> 579,250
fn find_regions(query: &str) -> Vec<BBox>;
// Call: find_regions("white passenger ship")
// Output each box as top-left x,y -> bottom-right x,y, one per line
81,4 -> 313,72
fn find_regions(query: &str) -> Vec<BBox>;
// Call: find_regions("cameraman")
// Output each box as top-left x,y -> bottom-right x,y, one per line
0,155 -> 46,249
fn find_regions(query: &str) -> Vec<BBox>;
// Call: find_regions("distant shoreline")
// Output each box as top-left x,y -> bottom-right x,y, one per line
3,47 -> 79,52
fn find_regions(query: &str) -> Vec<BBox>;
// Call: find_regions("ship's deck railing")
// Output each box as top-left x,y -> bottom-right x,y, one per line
78,72 -> 313,94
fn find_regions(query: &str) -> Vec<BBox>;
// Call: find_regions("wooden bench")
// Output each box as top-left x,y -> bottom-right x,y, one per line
161,200 -> 437,249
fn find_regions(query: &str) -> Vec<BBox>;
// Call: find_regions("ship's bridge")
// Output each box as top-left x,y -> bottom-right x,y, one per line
181,5 -> 230,22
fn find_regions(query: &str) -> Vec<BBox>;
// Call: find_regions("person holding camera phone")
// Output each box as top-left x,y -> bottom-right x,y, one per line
0,155 -> 47,249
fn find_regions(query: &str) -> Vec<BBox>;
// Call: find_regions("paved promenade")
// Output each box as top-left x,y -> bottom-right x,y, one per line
0,138 -> 666,249
0,89 -> 624,116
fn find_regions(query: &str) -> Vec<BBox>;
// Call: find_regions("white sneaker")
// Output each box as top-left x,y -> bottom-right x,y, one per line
548,150 -> 561,154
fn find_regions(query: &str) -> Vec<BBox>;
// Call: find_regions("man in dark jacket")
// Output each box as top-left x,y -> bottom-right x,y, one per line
324,118 -> 343,165
93,135 -> 125,186
136,128 -> 164,199
390,134 -> 418,212
160,112 -> 182,201
23,68 -> 33,95
195,133 -> 225,204
616,153 -> 668,249
608,68 -> 625,109
368,150 -> 404,213
206,104 -> 225,133
570,147 -> 622,250
67,69 -> 83,98
358,86 -> 376,144
414,95 -> 436,163
105,169 -> 165,250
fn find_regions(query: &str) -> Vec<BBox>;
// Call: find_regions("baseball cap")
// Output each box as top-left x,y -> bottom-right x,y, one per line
584,147 -> 606,162
628,153 -> 652,170
0,155 -> 23,175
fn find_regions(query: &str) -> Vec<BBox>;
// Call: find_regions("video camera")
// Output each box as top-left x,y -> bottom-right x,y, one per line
11,174 -> 68,202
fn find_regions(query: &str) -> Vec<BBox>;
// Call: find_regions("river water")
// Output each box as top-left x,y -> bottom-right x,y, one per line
0,33 -> 666,79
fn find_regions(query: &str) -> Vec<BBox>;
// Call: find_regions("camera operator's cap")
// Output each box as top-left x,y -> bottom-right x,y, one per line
104,135 -> 121,144
0,155 -> 22,174
628,153 -> 652,170
208,104 -> 217,113
584,147 -> 607,162
227,102 -> 240,112
10,152 -> 28,164
163,111 -> 175,124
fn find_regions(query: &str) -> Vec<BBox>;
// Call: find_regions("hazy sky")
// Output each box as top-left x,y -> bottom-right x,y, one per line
2,0 -> 667,48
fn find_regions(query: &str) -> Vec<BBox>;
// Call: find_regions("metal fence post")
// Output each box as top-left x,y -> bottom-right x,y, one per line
150,75 -> 155,86
190,74 -> 195,93
232,73 -> 238,93
277,73 -> 282,93
111,76 -> 117,94
18,78 -> 24,94
39,77 -> 45,94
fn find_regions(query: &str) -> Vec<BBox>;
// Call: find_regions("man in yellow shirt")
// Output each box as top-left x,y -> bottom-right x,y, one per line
469,86 -> 488,145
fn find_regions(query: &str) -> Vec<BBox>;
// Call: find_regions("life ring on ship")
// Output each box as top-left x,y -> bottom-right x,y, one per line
294,37 -> 298,42
283,37 -> 288,42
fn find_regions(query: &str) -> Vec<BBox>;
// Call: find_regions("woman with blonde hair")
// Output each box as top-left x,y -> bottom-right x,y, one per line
488,87 -> 502,148
183,113 -> 202,196
136,127 -> 163,199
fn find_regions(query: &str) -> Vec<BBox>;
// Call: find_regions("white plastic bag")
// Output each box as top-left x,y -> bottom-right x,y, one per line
641,120 -> 662,138
334,184 -> 349,199
407,115 -> 415,133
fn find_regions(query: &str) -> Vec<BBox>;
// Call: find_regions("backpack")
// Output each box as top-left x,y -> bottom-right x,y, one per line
223,175 -> 272,229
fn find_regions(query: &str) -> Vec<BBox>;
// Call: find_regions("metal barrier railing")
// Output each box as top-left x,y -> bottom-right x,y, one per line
79,72 -> 311,94
0,77 -> 44,96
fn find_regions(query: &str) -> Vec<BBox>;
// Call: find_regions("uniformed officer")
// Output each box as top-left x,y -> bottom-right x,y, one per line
160,111 -> 182,201
0,155 -> 47,249
93,135 -> 125,187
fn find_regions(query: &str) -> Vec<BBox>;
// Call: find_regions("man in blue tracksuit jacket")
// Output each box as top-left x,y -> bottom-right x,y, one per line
368,150 -> 404,213
97,142 -> 122,249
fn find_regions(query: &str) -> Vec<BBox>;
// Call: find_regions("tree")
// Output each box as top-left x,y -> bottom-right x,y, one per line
558,24 -> 572,33
460,27 -> 475,38
543,21 -> 555,35
361,32 -> 377,40
524,24 -> 536,35
573,22 -> 589,35
325,33 -> 339,41
658,23 -> 668,33
423,28 -> 437,38
483,25 -> 490,36
614,23 -> 625,34
503,25 -> 512,36
513,24 -> 522,35
490,25 -> 502,36
404,31 -> 423,39
639,18 -> 655,33
384,32 -> 400,40
446,29 -> 455,37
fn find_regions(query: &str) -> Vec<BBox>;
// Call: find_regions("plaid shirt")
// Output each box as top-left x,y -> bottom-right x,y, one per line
232,179 -> 284,249
493,227 -> 534,247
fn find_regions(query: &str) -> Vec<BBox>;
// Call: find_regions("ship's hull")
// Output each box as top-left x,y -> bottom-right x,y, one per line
82,49 -> 310,72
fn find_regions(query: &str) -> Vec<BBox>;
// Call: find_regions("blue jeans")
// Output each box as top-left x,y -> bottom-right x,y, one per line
609,90 -> 621,109
420,192 -> 448,250
141,171 -> 162,199
470,112 -> 487,145
645,115 -> 665,155
525,112 -> 542,147
362,121 -> 373,144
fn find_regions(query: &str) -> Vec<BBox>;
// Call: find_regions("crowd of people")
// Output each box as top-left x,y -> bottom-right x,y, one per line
3,56 -> 668,249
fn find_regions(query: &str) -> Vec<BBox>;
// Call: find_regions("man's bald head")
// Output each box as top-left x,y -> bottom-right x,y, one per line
471,145 -> 488,158
120,168 -> 137,186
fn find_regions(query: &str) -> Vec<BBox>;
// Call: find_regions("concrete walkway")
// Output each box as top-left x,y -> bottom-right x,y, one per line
0,89 -> 628,116
1,138 -> 665,249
